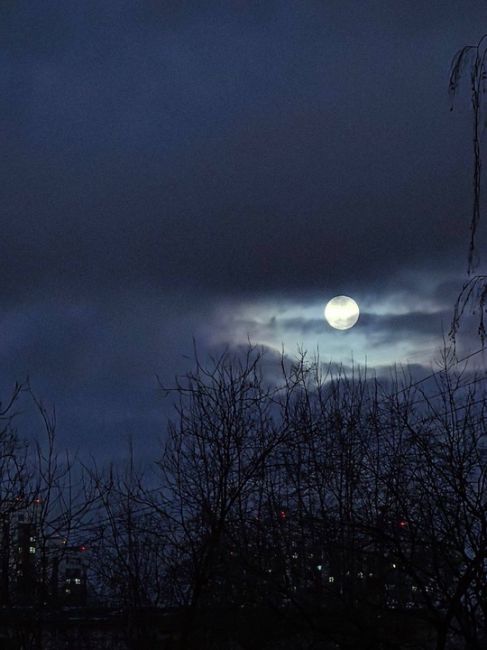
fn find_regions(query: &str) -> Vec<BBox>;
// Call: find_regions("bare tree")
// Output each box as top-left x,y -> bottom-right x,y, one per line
153,346 -> 289,649
359,354 -> 487,650
14,344 -> 480,650
86,443 -> 169,649
153,346 -> 487,650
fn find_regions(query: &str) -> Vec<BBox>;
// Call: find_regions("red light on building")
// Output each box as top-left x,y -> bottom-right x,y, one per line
79,545 -> 87,552
398,519 -> 408,529
279,510 -> 287,520
34,497 -> 41,505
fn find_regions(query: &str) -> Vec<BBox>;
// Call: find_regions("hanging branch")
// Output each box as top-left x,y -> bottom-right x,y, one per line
449,34 -> 487,273
449,35 -> 487,343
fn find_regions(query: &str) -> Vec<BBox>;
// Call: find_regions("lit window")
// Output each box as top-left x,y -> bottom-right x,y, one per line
74,578 -> 81,585
292,553 -> 298,559
29,536 -> 36,543
412,585 -> 418,592
357,572 -> 364,579
65,588 -> 71,594
29,547 -> 36,554
328,576 -> 335,583
392,563 -> 397,569
316,564 -> 323,572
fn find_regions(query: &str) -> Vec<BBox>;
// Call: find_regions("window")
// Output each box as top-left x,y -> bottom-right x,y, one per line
74,578 -> 81,585
328,576 -> 335,583
29,546 -> 36,554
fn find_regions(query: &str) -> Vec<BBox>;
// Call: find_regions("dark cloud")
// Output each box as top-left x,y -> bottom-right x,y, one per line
1,1 -> 486,456
0,1 -> 482,300
359,310 -> 453,347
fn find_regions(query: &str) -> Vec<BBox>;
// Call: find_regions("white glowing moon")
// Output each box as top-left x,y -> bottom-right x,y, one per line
324,296 -> 360,330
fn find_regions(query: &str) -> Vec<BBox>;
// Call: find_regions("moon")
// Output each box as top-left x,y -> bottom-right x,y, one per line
324,296 -> 360,330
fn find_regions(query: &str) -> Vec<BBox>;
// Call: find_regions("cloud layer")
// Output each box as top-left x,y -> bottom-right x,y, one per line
1,1 -> 486,457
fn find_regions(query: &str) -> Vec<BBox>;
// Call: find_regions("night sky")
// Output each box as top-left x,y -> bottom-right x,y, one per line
2,1 -> 487,459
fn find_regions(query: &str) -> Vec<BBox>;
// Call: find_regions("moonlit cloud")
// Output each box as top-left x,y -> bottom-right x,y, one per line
199,278 -> 457,370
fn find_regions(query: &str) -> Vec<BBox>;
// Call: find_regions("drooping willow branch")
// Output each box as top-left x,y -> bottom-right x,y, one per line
449,33 -> 487,274
449,35 -> 487,343
450,274 -> 487,345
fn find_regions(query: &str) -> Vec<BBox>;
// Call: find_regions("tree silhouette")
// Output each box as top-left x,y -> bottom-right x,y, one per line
449,34 -> 487,343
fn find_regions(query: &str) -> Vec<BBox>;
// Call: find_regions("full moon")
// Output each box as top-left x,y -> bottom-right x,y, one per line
324,296 -> 360,330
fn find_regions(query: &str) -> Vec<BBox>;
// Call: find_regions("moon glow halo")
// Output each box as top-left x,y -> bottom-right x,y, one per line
324,296 -> 360,330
